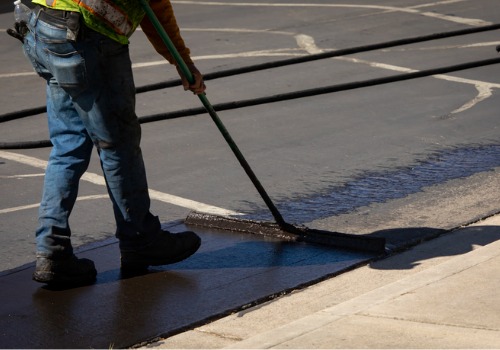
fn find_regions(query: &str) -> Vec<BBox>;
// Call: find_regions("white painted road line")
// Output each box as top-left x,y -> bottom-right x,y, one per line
0,150 -> 241,216
0,194 -> 109,215
172,1 -> 492,26
295,34 -> 500,118
0,173 -> 45,179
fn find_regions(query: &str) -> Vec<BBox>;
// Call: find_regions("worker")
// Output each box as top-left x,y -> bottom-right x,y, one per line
7,0 -> 206,286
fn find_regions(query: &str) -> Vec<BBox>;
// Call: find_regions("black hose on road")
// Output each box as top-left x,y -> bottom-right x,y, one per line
1,24 -> 500,149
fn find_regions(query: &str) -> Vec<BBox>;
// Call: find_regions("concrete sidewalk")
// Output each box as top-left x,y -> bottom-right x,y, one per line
145,215 -> 500,349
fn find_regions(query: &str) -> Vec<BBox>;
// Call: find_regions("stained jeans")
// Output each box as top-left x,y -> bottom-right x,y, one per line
23,11 -> 161,258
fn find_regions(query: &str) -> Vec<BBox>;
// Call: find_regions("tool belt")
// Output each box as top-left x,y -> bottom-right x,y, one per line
36,5 -> 81,41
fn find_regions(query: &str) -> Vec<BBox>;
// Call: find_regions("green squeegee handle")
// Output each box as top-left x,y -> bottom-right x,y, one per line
139,0 -> 288,227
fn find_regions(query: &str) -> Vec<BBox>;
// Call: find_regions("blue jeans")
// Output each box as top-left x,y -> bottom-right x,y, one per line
23,10 -> 161,258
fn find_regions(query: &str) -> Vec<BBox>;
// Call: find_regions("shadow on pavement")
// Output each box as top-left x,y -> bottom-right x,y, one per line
370,225 -> 500,270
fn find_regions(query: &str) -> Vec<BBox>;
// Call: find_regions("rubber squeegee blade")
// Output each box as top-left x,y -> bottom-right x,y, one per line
185,211 -> 386,254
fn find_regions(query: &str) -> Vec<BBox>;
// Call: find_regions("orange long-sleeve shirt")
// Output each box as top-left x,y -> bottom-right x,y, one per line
140,0 -> 193,65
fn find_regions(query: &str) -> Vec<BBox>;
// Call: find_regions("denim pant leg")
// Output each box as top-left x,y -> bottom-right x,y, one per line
70,31 -> 161,248
22,15 -> 94,257
36,81 -> 94,258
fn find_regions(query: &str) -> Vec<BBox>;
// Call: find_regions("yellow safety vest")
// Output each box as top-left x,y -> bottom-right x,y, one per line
32,0 -> 145,44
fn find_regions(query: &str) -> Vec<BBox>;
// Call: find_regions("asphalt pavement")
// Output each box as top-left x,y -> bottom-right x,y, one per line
2,0 -> 500,269
1,0 -> 500,348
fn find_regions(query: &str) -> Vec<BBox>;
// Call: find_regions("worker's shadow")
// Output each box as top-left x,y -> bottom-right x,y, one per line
367,224 -> 500,270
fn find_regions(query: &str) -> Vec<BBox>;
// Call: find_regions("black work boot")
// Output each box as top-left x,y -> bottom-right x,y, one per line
33,255 -> 97,286
120,230 -> 201,271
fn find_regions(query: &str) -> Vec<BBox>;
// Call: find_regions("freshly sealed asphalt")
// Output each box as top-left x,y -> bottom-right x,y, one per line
1,221 -> 378,349
1,0 -> 500,348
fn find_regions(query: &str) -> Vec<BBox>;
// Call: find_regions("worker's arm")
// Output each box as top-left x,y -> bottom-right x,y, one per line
140,0 -> 205,94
